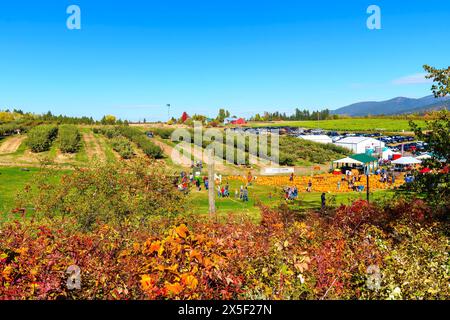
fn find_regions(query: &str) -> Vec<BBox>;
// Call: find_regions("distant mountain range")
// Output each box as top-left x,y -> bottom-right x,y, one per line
332,95 -> 450,116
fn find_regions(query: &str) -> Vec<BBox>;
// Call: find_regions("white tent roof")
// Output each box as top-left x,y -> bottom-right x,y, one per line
335,136 -> 383,144
415,153 -> 432,160
391,157 -> 422,165
298,135 -> 331,141
333,157 -> 364,165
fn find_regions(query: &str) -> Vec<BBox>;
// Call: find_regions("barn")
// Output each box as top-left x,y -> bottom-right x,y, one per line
231,118 -> 247,125
334,136 -> 385,154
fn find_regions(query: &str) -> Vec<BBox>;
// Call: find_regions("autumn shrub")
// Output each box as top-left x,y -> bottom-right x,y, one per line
0,219 -> 243,300
26,125 -> 58,153
2,196 -> 448,300
18,159 -> 186,231
58,125 -> 81,153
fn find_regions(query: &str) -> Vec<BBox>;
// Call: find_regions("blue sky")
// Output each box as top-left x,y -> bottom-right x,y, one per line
0,0 -> 449,121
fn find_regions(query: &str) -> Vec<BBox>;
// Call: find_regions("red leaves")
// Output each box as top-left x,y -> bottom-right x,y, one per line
0,197 -> 445,300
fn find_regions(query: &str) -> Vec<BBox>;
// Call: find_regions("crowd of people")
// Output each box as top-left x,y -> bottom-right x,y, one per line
173,165 -> 251,202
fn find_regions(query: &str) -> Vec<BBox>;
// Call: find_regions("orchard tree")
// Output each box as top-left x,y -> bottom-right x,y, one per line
424,64 -> 450,97
101,115 -> 117,125
216,109 -> 230,123
406,65 -> 450,212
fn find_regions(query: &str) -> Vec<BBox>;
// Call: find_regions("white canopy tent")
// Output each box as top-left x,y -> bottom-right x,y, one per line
333,157 -> 364,165
391,157 -> 422,165
415,153 -> 432,160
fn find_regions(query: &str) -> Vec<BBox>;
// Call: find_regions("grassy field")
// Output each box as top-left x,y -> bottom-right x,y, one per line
1,166 -> 394,222
186,177 -> 394,221
0,167 -> 68,218
249,118 -> 426,132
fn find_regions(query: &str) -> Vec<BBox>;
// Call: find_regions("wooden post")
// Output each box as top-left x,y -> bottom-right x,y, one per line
208,148 -> 216,217
366,164 -> 370,203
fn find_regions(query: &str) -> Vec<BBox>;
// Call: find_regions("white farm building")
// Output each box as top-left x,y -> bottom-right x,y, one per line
334,137 -> 385,154
298,135 -> 333,144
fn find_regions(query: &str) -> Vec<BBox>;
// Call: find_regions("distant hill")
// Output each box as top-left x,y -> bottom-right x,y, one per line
332,95 -> 450,116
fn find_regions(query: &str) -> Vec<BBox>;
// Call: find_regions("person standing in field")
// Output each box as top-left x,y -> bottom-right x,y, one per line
242,187 -> 249,202
307,180 -> 312,192
321,192 -> 326,210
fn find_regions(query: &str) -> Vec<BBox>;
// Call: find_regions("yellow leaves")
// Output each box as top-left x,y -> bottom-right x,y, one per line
2,266 -> 13,281
140,274 -> 155,292
165,282 -> 183,296
15,247 -> 28,256
175,224 -> 189,239
180,274 -> 198,290
30,282 -> 39,295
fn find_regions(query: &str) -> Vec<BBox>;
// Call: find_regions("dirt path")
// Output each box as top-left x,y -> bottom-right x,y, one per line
82,132 -> 106,162
0,135 -> 25,154
154,139 -> 249,175
153,139 -> 192,167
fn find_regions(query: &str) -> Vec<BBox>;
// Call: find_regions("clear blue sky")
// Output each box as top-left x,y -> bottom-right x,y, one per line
1,0 -> 449,121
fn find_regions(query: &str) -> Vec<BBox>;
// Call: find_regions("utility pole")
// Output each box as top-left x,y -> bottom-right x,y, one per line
208,148 -> 216,218
365,164 -> 370,203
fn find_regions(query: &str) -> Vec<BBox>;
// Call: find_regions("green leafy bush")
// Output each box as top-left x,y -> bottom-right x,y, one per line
58,125 -> 81,153
279,136 -> 349,164
111,136 -> 134,159
19,159 -> 185,231
26,125 -> 58,153
152,128 -> 175,139
117,126 -> 163,159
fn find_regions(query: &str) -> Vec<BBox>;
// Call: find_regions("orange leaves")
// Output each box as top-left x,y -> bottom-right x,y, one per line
165,282 -> 183,296
189,249 -> 203,263
180,274 -> 199,290
174,224 -> 189,239
148,241 -> 162,255
2,265 -> 13,282
138,223 -> 232,299
140,274 -> 156,292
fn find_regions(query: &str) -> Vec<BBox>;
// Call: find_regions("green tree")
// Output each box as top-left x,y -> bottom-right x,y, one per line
101,115 -> 117,125
406,65 -> 450,212
424,65 -> 450,97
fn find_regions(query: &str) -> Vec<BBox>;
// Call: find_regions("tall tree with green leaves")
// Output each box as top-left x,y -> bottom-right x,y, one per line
423,65 -> 450,98
407,65 -> 450,212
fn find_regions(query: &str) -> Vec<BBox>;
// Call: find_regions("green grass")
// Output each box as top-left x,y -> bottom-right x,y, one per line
249,118 -> 426,132
1,166 -> 395,224
186,178 -> 395,221
92,133 -> 117,163
0,167 -> 68,218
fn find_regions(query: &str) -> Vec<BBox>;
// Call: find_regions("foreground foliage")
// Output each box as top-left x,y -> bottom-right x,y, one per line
1,199 -> 447,300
